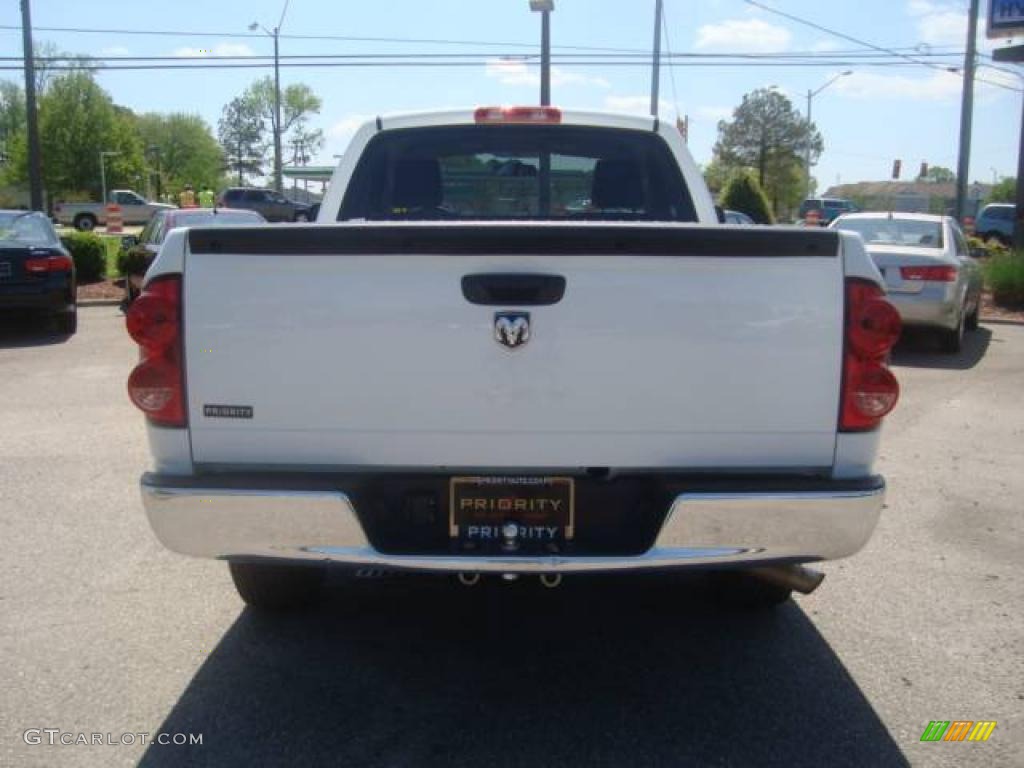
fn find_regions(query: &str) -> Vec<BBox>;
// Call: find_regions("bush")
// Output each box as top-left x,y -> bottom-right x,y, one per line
720,170 -> 774,224
117,245 -> 154,277
968,235 -> 1010,260
984,250 -> 1024,307
60,231 -> 107,282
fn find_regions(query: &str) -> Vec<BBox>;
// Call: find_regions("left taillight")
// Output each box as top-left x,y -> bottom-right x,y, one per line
126,275 -> 186,427
840,279 -> 901,432
24,254 -> 73,273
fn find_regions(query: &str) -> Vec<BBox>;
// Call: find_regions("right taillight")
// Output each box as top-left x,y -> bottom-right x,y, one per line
126,275 -> 186,428
841,279 -> 901,432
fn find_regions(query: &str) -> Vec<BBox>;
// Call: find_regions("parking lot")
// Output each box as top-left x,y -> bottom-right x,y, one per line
0,307 -> 1021,767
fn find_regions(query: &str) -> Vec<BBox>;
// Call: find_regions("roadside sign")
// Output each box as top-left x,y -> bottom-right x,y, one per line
988,0 -> 1024,38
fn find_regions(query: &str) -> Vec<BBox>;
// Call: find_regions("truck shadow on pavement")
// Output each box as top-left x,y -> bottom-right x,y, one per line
891,326 -> 991,371
138,574 -> 908,768
0,316 -> 73,348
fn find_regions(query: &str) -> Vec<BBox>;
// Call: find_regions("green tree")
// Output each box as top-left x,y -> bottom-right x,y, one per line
921,165 -> 955,183
0,80 -> 25,166
713,88 -> 822,218
136,112 -> 224,194
4,71 -> 144,200
243,77 -> 322,190
218,96 -> 266,185
989,177 -> 1016,203
720,170 -> 775,224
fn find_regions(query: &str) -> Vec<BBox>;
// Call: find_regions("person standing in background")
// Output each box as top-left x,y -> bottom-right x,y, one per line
198,186 -> 215,208
178,184 -> 196,208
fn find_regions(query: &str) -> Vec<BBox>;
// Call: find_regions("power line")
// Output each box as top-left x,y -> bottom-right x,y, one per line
0,60 -> 988,72
742,0 -> 1022,93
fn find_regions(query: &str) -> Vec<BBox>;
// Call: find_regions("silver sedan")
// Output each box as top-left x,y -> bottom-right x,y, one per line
831,212 -> 983,353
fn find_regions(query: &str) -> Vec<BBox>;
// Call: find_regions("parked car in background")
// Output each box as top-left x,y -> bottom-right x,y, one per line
798,197 -> 858,225
723,209 -> 755,226
832,212 -> 982,353
54,190 -> 174,232
0,210 -> 77,333
974,203 -> 1015,245
118,207 -> 266,308
217,188 -> 313,222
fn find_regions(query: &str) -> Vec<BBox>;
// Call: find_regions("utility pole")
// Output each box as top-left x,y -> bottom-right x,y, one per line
529,1 -> 553,106
20,0 -> 43,211
954,0 -> 980,223
650,0 -> 663,117
272,29 -> 280,192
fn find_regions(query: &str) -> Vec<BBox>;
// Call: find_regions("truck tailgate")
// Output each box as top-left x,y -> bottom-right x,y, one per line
183,224 -> 843,470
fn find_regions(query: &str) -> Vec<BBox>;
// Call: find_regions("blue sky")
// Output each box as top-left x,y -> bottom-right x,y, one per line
1,0 -> 1020,193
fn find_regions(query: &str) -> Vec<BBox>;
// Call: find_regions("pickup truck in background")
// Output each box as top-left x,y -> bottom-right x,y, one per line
128,106 -> 901,613
54,189 -> 173,231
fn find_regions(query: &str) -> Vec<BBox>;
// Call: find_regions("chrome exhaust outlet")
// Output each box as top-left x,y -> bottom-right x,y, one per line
750,565 -> 825,595
457,572 -> 481,587
539,573 -> 563,589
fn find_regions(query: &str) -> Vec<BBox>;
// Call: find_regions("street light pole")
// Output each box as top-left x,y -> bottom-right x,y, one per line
954,0 -> 980,223
650,0 -> 663,117
529,1 -> 554,106
804,71 -> 852,199
251,1 -> 290,193
99,151 -> 119,205
273,29 -> 282,192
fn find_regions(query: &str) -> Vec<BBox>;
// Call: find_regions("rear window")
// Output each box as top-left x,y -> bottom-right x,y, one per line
223,189 -> 244,200
0,212 -> 59,246
835,217 -> 945,249
173,211 -> 265,227
339,125 -> 697,222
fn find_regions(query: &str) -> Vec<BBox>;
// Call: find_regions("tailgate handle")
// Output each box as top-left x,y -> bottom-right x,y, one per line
461,273 -> 566,306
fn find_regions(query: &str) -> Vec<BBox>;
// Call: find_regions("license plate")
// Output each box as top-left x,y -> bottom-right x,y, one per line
449,476 -> 575,550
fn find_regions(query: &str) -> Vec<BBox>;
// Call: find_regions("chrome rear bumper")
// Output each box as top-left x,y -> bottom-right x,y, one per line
141,473 -> 884,573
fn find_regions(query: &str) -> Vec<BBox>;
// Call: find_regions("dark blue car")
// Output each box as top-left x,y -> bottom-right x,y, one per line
0,210 -> 77,334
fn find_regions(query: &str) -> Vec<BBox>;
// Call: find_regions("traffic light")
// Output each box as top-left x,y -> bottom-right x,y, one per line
919,162 -> 929,179
892,159 -> 902,180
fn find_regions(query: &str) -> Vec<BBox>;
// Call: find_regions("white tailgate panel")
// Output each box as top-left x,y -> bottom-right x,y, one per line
185,254 -> 842,468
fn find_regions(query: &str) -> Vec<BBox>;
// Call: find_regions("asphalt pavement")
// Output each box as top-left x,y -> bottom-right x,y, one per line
0,308 -> 1021,767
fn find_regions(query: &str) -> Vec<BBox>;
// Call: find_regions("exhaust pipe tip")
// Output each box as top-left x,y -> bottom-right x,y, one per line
539,573 -> 563,589
457,572 -> 481,587
751,565 -> 825,595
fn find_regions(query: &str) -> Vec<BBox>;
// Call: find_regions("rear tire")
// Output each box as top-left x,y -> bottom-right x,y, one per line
74,214 -> 97,232
55,308 -> 77,335
294,212 -> 309,223
229,562 -> 326,611
711,571 -> 793,610
939,308 -> 965,354
965,301 -> 980,331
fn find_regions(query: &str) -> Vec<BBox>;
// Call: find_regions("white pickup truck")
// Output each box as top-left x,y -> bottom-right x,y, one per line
128,107 -> 901,611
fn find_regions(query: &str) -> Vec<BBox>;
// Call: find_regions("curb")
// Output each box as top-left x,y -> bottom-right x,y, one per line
78,299 -> 122,307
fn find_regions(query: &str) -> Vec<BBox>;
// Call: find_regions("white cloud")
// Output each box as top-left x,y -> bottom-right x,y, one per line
835,69 -> 963,101
696,105 -> 733,122
907,0 -> 996,52
173,42 -> 255,58
100,45 -> 130,56
695,19 -> 791,53
484,58 -> 610,89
